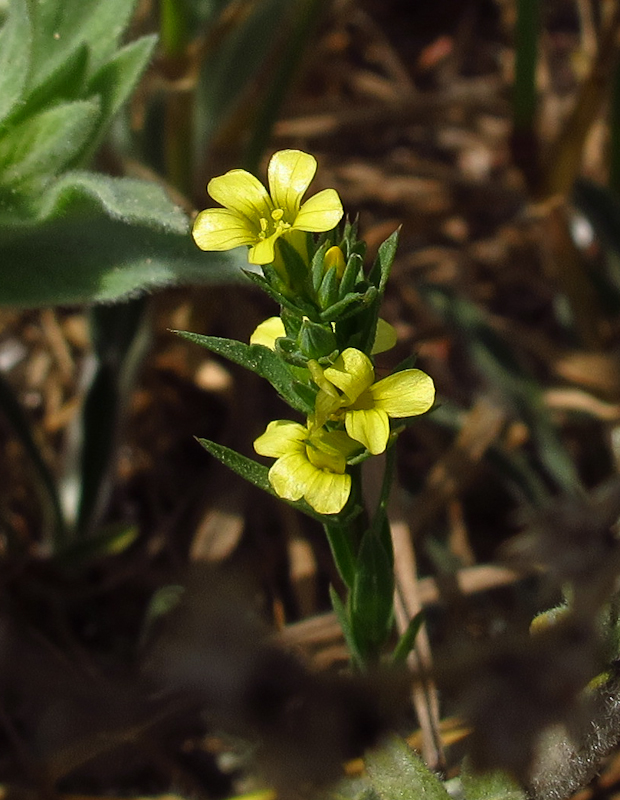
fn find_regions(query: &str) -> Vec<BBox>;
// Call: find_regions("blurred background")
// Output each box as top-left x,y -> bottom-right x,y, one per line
4,0 -> 620,797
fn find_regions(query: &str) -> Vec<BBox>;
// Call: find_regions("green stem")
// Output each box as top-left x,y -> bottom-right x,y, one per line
160,0 -> 189,58
514,0 -> 540,132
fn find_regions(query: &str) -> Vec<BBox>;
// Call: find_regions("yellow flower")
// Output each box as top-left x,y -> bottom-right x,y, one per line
249,316 -> 397,354
309,348 -> 435,455
254,420 -> 361,515
192,150 -> 343,265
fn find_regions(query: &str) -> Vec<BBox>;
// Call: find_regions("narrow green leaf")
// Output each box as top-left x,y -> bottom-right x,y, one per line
196,438 -> 328,523
324,521 -> 358,591
365,735 -> 451,800
56,523 -> 139,567
350,528 -> 395,660
0,0 -> 32,125
194,0 -> 287,155
368,228 -> 399,293
339,252 -> 364,299
0,370 -> 66,544
311,240 -> 331,293
329,585 -> 364,669
0,99 -> 101,193
175,332 -> 314,415
75,298 -> 150,536
318,266 -> 339,310
391,610 -> 425,666
319,287 -> 377,324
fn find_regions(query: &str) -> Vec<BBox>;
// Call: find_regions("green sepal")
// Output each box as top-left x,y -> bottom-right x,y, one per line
319,286 -> 378,324
311,240 -> 332,294
244,269 -> 318,320
276,236 -> 310,298
391,610 -> 425,666
339,252 -> 364,299
350,527 -> 395,661
368,228 -> 399,293
196,438 -> 328,524
281,307 -> 304,337
365,735 -> 451,800
299,318 -> 338,359
174,331 -> 314,415
318,265 -> 339,310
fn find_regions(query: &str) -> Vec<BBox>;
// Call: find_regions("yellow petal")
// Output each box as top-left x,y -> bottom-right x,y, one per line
371,369 -> 435,417
324,348 -> 374,404
293,188 -> 344,232
303,469 -> 351,515
254,420 -> 306,458
249,317 -> 286,349
268,452 -> 316,502
248,230 -> 281,265
345,408 -> 390,455
192,208 -> 256,251
267,150 -> 316,216
371,318 -> 398,355
208,169 -> 272,222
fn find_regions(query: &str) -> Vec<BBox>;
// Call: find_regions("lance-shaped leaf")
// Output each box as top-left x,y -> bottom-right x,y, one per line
0,99 -> 101,194
196,438 -> 327,523
176,332 -> 315,415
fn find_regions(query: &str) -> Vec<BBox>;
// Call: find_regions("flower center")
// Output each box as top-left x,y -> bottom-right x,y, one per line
257,208 -> 292,241
305,440 -> 346,473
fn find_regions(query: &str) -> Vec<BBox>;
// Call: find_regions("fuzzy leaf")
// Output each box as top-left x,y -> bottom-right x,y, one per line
365,735 -> 451,800
0,0 -> 32,125
85,35 -> 157,150
25,0 -> 139,91
0,172 -> 247,307
460,759 -> 526,800
0,99 -> 101,193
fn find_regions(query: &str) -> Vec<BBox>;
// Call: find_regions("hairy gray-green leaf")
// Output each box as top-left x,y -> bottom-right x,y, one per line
0,172 -> 247,307
0,99 -> 100,195
25,0 -> 138,92
0,0 -> 31,125
460,759 -> 526,800
365,736 -> 451,800
85,35 -> 157,154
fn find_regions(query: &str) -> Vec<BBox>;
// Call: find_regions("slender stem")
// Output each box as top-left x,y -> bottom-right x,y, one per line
513,0 -> 540,132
